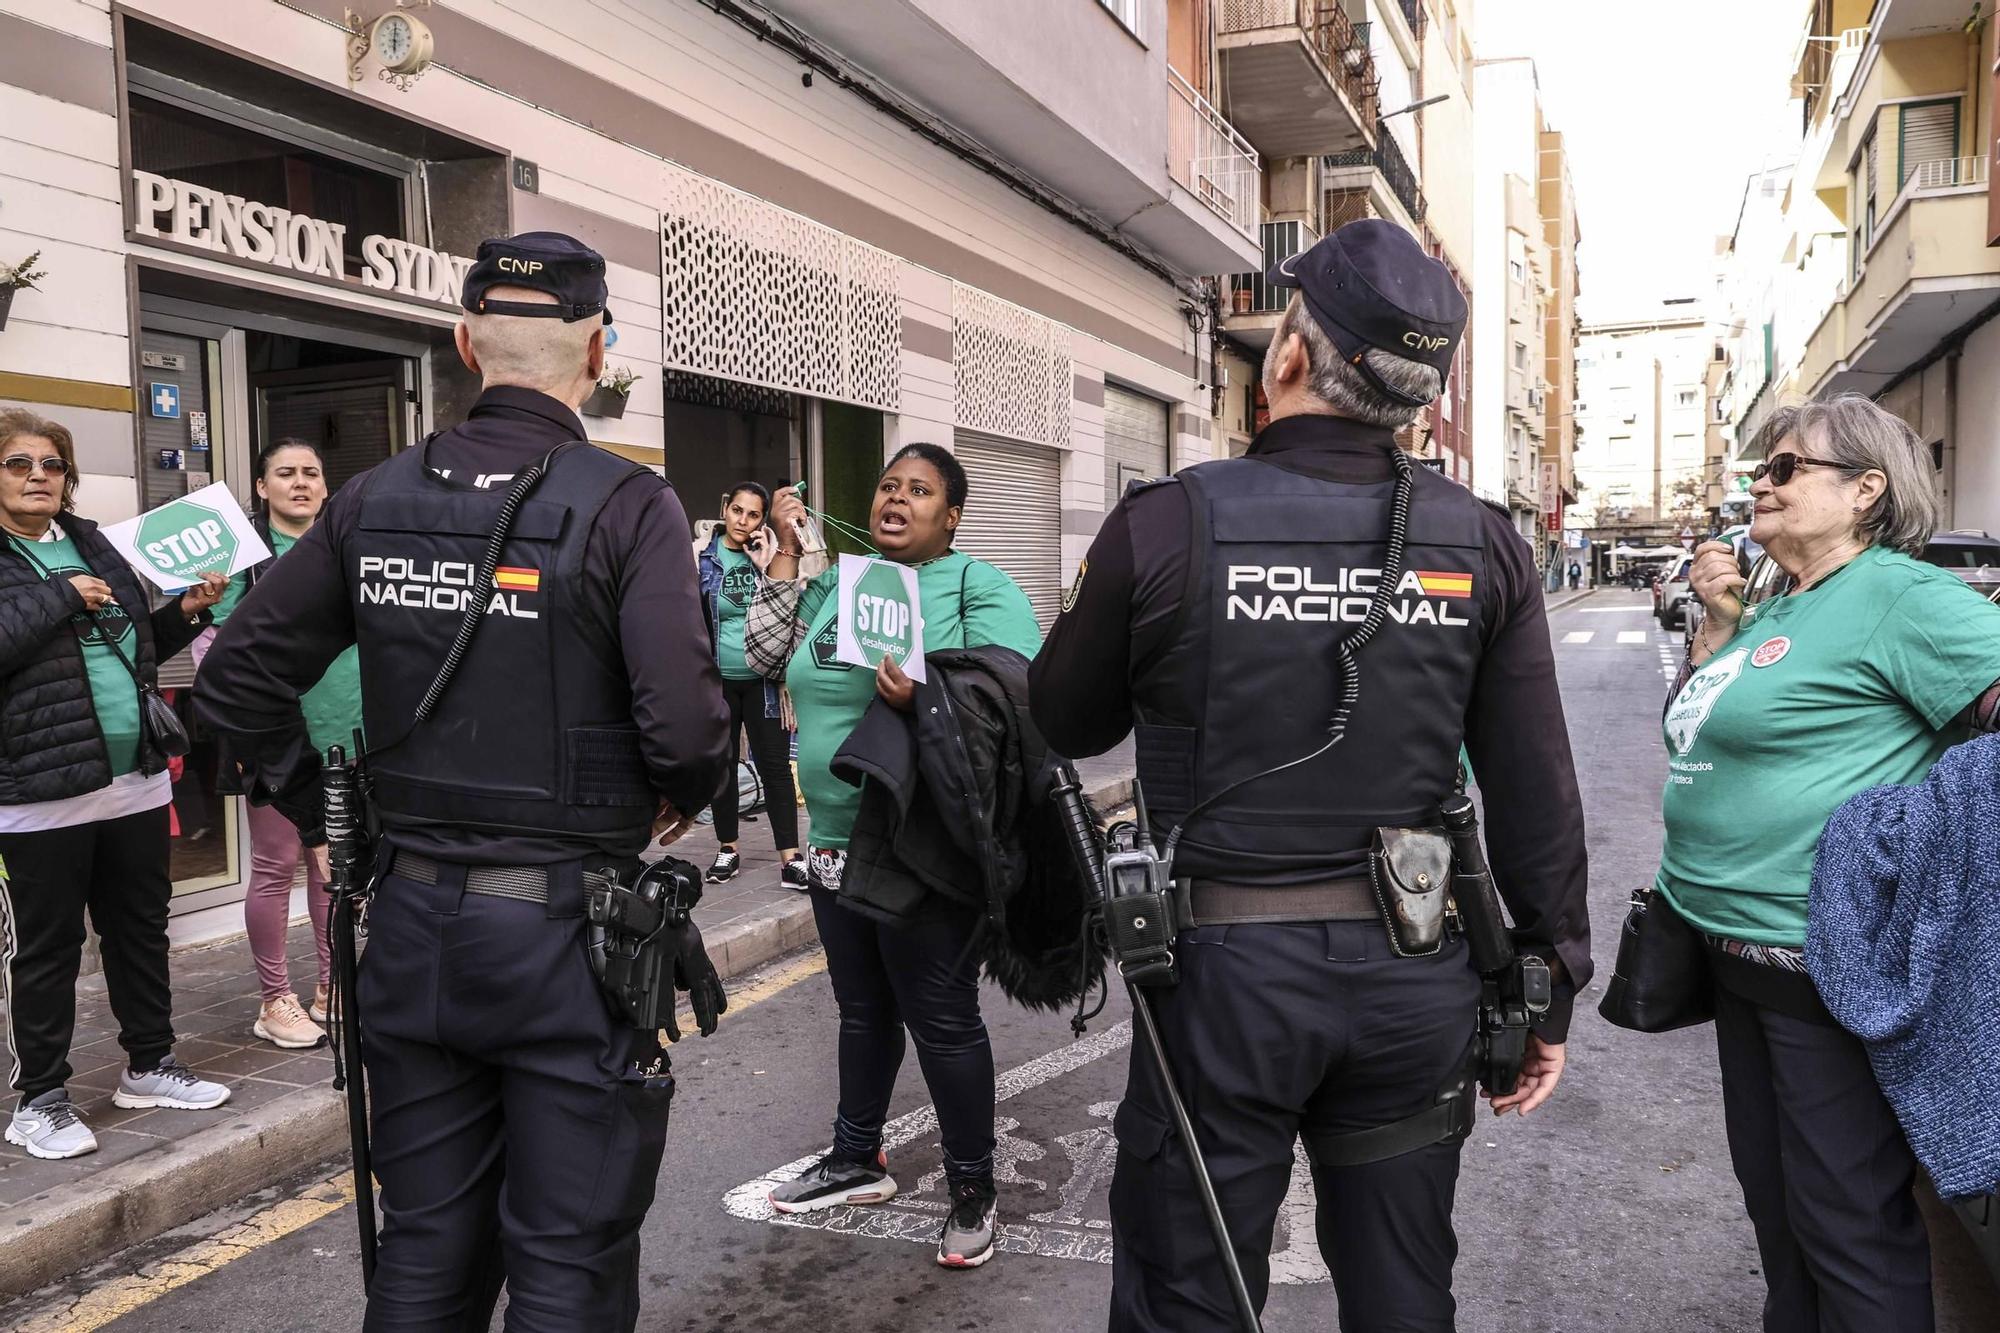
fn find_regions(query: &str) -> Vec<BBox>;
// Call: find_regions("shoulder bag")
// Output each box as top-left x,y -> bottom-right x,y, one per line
1597,885 -> 1714,1032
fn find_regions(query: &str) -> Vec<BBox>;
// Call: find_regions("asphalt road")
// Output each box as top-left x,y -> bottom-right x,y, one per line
8,589 -> 1996,1332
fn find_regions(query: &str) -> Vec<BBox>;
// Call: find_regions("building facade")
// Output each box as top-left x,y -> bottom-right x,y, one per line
1573,309 -> 1710,564
0,0 -> 1258,934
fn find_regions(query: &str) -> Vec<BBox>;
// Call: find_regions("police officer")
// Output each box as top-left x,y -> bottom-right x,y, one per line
195,232 -> 730,1330
1029,219 -> 1590,1333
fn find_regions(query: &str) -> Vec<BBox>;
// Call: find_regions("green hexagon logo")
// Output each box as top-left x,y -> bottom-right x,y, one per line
134,497 -> 240,584
851,560 -> 916,667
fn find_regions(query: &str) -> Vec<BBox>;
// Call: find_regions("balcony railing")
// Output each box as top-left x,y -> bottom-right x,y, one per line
1219,0 -> 1379,124
1167,68 -> 1261,239
1324,126 -> 1427,223
1230,219 -> 1320,316
1398,0 -> 1428,38
1911,156 -> 1988,191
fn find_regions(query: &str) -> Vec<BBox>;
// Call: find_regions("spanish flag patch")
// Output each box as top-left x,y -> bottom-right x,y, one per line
494,566 -> 541,593
1413,570 -> 1473,599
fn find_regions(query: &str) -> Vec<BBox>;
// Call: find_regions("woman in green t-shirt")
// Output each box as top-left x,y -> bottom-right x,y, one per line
203,439 -> 364,1053
1661,395 -> 2000,1329
746,444 -> 1040,1271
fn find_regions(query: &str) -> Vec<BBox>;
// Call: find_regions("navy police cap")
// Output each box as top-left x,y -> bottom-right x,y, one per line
1266,219 -> 1466,403
461,231 -> 613,326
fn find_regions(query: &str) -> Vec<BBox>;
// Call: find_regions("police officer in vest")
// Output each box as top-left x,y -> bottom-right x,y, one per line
195,232 -> 730,1330
1029,219 -> 1590,1332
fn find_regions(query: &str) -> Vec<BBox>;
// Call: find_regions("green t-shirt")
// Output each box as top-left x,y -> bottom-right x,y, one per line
714,543 -> 760,681
1658,545 -> 2000,946
265,530 -> 366,756
787,551 -> 1042,850
11,533 -> 142,776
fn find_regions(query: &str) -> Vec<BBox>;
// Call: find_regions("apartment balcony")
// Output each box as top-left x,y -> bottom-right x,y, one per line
1157,68 -> 1265,272
1322,129 -> 1426,237
1801,158 -> 2000,397
1224,218 -> 1319,347
1218,0 -> 1378,158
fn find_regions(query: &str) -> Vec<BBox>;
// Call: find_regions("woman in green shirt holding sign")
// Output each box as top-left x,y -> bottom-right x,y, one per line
1662,395 -> 2000,1330
201,439 -> 364,1052
746,444 -> 1040,1271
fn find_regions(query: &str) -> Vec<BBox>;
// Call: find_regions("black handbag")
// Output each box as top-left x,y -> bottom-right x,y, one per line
1597,886 -> 1714,1032
94,615 -> 192,761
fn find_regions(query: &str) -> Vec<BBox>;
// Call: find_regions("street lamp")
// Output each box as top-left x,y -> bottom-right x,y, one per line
1380,93 -> 1450,120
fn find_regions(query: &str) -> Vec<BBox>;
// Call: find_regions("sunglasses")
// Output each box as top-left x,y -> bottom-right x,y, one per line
1,455 -> 70,479
1751,452 -> 1851,487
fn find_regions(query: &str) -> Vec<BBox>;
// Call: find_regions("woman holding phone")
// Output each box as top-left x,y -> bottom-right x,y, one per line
695,482 -> 804,888
744,444 -> 1040,1271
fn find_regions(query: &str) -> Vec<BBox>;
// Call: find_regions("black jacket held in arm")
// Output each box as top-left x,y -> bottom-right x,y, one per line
831,645 -> 1103,1012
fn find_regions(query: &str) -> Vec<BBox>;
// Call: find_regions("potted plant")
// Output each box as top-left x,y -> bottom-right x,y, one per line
0,252 -> 44,333
584,364 -> 638,419
1232,279 -> 1253,316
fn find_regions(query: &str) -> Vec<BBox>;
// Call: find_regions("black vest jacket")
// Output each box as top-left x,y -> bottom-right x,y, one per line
1131,455 -> 1489,883
345,441 -> 658,856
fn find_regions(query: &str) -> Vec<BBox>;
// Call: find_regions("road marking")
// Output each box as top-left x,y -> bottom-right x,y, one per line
12,946 -> 831,1331
17,1177 -> 355,1333
1576,606 -> 1649,614
1562,631 -> 1594,644
722,1018 -> 1335,1284
1616,631 -> 1648,644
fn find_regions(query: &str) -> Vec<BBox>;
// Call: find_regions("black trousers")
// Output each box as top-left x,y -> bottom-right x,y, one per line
1713,983 -> 1934,1333
712,677 -> 798,850
357,866 -> 674,1333
808,884 -> 996,1180
1108,921 -> 1481,1333
0,806 -> 176,1103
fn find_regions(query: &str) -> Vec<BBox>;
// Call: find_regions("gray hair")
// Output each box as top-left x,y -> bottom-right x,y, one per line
1757,394 -> 1938,555
1263,295 -> 1443,428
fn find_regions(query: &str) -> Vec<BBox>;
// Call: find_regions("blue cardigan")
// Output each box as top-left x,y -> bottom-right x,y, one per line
1808,731 -> 2000,1200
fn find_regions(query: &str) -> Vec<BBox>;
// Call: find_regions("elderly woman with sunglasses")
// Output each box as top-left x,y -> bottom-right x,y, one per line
0,408 -> 231,1161
1663,393 -> 2000,1333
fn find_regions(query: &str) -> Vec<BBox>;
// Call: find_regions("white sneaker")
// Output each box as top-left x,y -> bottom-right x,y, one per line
6,1090 -> 98,1160
254,995 -> 326,1050
113,1056 -> 231,1111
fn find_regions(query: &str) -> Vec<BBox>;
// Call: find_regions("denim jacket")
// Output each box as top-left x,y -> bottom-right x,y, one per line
697,531 -> 781,721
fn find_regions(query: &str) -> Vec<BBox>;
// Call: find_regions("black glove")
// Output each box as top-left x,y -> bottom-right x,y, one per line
662,919 -> 727,1042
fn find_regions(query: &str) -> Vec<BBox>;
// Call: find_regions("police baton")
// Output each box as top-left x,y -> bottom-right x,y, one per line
1050,766 -> 1264,1333
322,746 -> 377,1288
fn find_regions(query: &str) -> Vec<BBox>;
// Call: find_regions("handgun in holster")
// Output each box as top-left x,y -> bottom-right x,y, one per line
1439,793 -> 1552,1097
586,858 -> 702,1029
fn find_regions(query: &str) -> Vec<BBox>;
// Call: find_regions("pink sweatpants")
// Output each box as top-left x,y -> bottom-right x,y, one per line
245,799 -> 331,1002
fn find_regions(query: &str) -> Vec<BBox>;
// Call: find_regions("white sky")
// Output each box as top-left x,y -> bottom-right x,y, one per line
1476,0 -> 1805,323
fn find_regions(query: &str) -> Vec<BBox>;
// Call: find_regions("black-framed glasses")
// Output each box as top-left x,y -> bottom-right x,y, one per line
1751,452 -> 1851,487
0,455 -> 69,479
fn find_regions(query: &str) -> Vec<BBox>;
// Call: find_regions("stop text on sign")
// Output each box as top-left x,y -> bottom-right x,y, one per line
145,517 -> 226,571
853,593 -> 911,638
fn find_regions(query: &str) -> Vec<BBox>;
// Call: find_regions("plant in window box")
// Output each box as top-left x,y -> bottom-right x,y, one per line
584,364 -> 639,419
0,252 -> 45,332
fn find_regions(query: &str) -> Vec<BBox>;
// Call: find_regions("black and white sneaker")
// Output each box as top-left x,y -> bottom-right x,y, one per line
780,859 -> 809,892
706,850 -> 741,883
768,1150 -> 897,1214
937,1177 -> 999,1269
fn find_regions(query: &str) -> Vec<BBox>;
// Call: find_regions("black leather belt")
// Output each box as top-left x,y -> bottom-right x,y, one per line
1180,877 -> 1380,926
390,851 -> 609,906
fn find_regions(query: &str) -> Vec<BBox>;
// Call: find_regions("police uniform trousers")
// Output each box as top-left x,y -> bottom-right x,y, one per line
1107,920 -> 1480,1333
356,861 -> 673,1332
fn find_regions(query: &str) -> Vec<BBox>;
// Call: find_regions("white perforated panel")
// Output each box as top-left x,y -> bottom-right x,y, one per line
660,163 -> 901,412
951,283 -> 1072,450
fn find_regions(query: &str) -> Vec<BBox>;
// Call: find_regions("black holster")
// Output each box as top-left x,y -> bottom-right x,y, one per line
586,858 -> 700,1029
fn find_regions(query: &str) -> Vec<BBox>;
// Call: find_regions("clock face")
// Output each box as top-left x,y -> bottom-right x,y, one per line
377,14 -> 413,64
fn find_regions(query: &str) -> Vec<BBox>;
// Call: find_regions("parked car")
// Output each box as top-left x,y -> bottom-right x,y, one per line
1656,553 -> 1694,629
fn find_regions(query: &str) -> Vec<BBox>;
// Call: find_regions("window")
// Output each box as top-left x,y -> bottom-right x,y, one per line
1675,389 -> 1697,408
1097,0 -> 1141,36
1859,125 -> 1880,254
1509,259 -> 1525,285
1898,99 -> 1960,187
1513,342 -> 1527,369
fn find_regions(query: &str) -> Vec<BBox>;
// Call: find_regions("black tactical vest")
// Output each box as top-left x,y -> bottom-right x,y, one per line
1132,456 -> 1490,883
345,441 -> 657,857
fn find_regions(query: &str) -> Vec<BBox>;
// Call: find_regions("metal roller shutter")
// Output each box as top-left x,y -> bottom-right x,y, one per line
1103,384 -> 1170,503
951,431 -> 1064,630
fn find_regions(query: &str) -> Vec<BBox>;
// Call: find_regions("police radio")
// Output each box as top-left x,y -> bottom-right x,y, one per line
1100,824 -> 1179,987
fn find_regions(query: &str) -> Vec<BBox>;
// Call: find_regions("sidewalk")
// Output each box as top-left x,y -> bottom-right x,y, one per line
0,758 -> 1133,1296
1545,584 -> 1597,613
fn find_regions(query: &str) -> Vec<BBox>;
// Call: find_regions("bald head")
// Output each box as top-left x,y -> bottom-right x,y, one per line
454,285 -> 605,409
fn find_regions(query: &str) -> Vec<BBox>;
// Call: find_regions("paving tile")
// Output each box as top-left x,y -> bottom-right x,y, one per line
196,1044 -> 301,1079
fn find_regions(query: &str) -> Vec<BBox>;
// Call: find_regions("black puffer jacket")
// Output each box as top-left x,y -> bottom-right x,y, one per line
832,646 -> 1103,1011
0,516 -> 209,805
